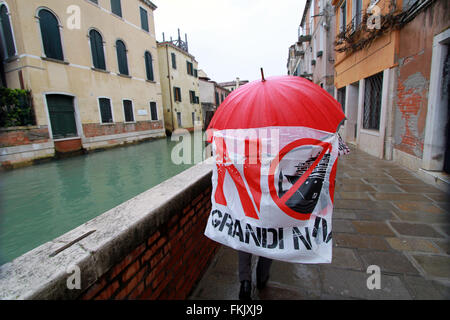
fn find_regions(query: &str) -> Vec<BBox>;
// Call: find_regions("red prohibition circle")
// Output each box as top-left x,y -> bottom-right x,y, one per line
268,138 -> 332,221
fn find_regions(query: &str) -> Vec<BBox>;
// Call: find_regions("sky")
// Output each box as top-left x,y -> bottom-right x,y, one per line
153,0 -> 307,83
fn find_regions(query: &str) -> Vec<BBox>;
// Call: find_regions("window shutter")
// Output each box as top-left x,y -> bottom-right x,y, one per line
90,30 -> 105,70
145,51 -> 154,81
123,100 -> 134,122
111,0 -> 122,17
140,7 -> 149,32
171,52 -> 176,69
38,9 -> 63,60
99,98 -> 113,123
150,102 -> 157,120
0,5 -> 16,58
116,40 -> 128,75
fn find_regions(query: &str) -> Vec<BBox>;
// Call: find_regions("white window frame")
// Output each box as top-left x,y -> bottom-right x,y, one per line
122,98 -> 135,123
35,7 -> 67,62
97,96 -> 115,124
149,101 -> 158,121
87,27 -> 108,71
0,1 -> 18,59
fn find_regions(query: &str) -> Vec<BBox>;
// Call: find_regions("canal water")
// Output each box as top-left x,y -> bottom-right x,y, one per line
0,135 -> 204,265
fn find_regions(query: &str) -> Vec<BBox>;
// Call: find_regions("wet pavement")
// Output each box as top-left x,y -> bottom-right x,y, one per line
189,147 -> 450,300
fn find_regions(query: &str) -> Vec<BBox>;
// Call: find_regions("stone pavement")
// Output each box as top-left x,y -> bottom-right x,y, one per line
189,147 -> 450,300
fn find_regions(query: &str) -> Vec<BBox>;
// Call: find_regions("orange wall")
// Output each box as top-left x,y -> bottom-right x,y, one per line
334,0 -> 402,88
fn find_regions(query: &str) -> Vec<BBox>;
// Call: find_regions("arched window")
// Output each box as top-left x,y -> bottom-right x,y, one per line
89,29 -> 106,70
38,9 -> 63,60
144,51 -> 153,81
116,40 -> 128,75
0,4 -> 16,58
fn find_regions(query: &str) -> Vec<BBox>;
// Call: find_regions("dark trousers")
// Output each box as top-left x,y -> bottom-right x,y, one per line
238,251 -> 273,282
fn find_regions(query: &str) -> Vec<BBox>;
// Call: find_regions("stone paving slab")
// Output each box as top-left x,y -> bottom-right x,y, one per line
189,147 -> 450,300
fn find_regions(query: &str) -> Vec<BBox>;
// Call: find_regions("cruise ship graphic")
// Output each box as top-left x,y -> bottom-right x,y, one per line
278,154 -> 330,213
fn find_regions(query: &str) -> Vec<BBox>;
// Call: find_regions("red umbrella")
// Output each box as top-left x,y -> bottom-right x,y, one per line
204,74 -> 348,263
207,75 -> 345,134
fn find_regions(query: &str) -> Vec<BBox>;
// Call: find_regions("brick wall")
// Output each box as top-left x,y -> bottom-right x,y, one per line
0,126 -> 50,148
83,120 -> 163,138
394,0 -> 450,158
79,184 -> 219,300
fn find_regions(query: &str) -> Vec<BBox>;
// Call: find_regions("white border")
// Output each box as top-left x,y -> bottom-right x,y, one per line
0,1 -> 18,59
122,98 -> 135,123
97,96 -> 115,124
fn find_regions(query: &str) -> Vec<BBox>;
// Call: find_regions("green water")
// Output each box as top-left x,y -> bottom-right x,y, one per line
0,135 -> 203,265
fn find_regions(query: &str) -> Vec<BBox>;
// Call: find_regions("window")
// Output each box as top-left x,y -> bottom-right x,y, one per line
337,87 -> 346,114
123,100 -> 134,122
339,1 -> 347,33
150,102 -> 158,120
111,0 -> 122,17
353,0 -> 363,30
189,90 -> 196,104
186,61 -> 194,76
192,112 -> 195,126
99,98 -> 113,123
38,9 -> 64,60
177,112 -> 182,127
116,40 -> 128,75
89,29 -> 106,70
140,7 -> 149,32
215,92 -> 219,105
0,4 -> 16,59
144,51 -> 154,81
171,52 -> 176,69
221,94 -> 224,103
89,0 -> 98,4
194,69 -> 198,78
173,87 -> 181,102
363,72 -> 383,130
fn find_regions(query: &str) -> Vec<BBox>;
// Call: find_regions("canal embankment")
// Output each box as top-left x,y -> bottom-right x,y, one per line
0,159 -> 218,299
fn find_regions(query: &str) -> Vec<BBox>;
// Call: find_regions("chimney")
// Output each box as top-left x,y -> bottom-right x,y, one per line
236,77 -> 240,89
162,32 -> 165,42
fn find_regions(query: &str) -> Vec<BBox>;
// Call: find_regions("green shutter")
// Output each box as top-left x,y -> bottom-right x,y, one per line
150,102 -> 157,120
111,0 -> 122,17
171,52 -> 176,69
90,30 -> 105,70
47,95 -> 77,139
38,9 -> 63,60
123,100 -> 134,122
145,51 -> 154,81
116,40 -> 128,75
99,98 -> 113,123
0,5 -> 16,58
140,7 -> 149,32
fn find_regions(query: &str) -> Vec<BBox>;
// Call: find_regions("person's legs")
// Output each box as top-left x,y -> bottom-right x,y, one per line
238,251 -> 252,282
256,256 -> 272,289
238,251 -> 252,300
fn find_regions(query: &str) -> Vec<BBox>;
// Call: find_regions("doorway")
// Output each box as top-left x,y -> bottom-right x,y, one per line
46,94 -> 78,139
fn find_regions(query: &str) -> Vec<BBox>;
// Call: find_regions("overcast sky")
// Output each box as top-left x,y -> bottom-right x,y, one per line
154,0 -> 307,83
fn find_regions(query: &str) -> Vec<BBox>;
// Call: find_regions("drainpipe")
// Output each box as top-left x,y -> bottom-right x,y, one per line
165,44 -> 175,131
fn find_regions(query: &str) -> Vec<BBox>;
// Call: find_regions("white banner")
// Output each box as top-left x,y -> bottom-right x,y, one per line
204,127 -> 341,263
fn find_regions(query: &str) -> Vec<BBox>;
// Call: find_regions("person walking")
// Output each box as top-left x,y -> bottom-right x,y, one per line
238,251 -> 272,300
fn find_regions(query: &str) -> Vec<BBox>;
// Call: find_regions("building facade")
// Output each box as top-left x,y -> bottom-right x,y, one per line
157,39 -> 201,133
218,77 -> 249,92
0,0 -> 165,167
332,0 -> 449,181
288,0 -> 336,96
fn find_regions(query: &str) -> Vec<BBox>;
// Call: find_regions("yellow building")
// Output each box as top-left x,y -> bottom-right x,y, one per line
0,0 -> 164,167
332,0 -> 400,159
157,37 -> 201,133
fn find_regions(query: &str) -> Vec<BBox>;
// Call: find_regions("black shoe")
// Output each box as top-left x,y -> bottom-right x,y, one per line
257,276 -> 269,290
239,280 -> 252,300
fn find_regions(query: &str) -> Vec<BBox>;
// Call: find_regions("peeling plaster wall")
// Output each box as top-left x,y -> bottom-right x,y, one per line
394,0 -> 450,160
